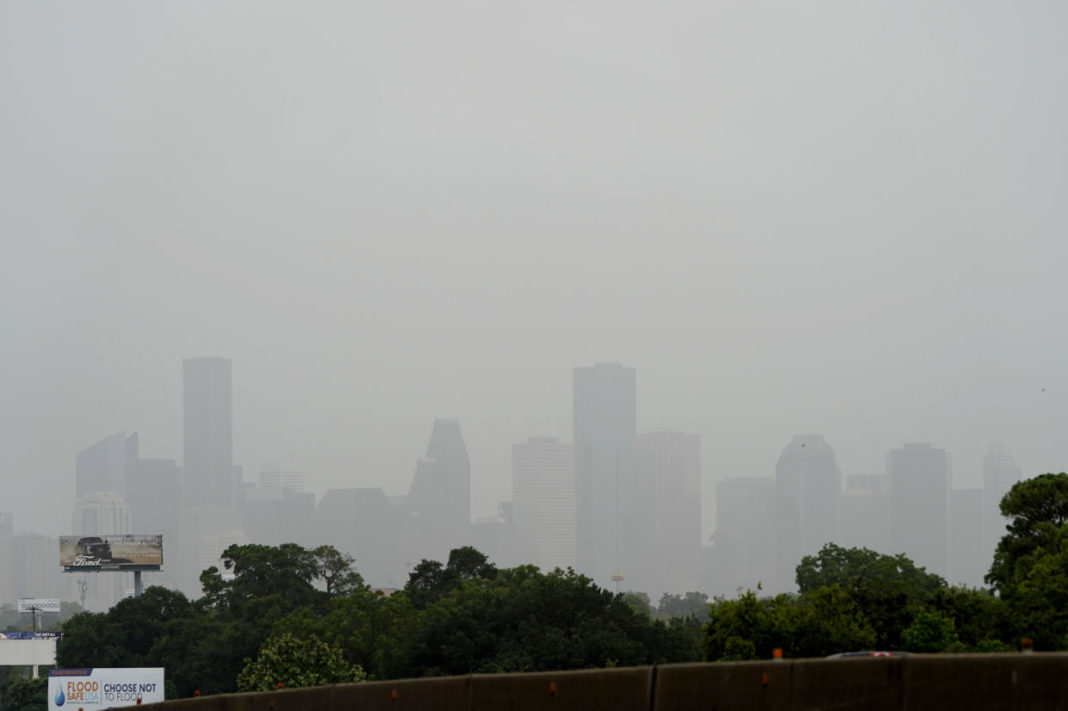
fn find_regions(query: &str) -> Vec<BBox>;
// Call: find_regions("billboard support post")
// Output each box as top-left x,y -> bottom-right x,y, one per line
133,571 -> 143,597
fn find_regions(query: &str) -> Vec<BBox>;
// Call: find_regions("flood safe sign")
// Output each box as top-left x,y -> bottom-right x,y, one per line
49,668 -> 165,711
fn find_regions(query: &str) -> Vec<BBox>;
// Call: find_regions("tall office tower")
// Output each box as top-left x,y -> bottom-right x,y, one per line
72,492 -> 132,611
0,514 -> 12,603
573,363 -> 637,589
13,533 -> 65,601
178,357 -> 239,596
182,357 -> 234,507
471,502 -> 519,570
775,435 -> 842,592
633,430 -> 701,596
76,432 -> 139,498
127,457 -> 181,590
258,471 -> 304,493
839,474 -> 889,553
512,437 -> 575,572
312,488 -> 400,587
950,488 -> 984,587
982,446 -> 1023,563
887,443 -> 951,577
713,477 -> 776,593
404,419 -> 472,564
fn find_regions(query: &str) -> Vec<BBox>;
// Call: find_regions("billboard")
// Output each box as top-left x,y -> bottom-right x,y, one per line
59,535 -> 163,572
18,598 -> 61,613
49,669 -> 164,711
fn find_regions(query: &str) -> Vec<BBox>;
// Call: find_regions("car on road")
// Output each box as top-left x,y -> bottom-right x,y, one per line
826,651 -> 910,658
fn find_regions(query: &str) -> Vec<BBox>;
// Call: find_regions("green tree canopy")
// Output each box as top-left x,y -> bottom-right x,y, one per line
902,610 -> 960,653
236,633 -> 365,692
407,565 -> 697,675
795,543 -> 944,649
987,473 -> 1068,598
405,546 -> 497,609
656,592 -> 710,621
703,591 -> 799,661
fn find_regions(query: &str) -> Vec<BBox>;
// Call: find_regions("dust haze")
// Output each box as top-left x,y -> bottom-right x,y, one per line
3,2 -> 1067,590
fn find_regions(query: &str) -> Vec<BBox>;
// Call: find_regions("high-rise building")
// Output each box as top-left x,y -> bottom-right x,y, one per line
839,474 -> 889,554
178,357 -> 242,596
403,419 -> 472,564
633,430 -> 701,596
0,514 -> 12,604
573,363 -> 637,589
950,488 -> 984,587
471,502 -> 518,570
258,471 -> 304,493
76,433 -> 138,498
888,442 -> 950,577
311,488 -> 400,587
182,357 -> 234,507
775,435 -> 842,592
982,446 -> 1023,564
512,437 -> 575,572
13,533 -> 65,602
712,477 -> 776,594
72,492 -> 132,611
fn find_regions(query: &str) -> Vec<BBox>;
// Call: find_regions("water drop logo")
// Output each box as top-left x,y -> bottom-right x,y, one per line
55,686 -> 66,707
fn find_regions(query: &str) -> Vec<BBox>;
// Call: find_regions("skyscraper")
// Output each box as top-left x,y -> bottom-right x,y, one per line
633,430 -> 701,596
775,435 -> 842,592
573,363 -> 636,589
982,446 -> 1022,563
72,492 -> 132,611
404,419 -> 472,564
888,442 -> 950,577
713,476 -> 776,593
76,432 -> 139,498
512,437 -> 575,572
182,357 -> 234,507
839,474 -> 889,554
0,514 -> 12,603
950,488 -> 984,587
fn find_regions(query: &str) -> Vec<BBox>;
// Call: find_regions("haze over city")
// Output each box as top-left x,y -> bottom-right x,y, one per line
4,0 -> 1068,561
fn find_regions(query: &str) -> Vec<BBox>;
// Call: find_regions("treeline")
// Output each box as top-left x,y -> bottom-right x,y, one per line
53,545 -> 702,698
705,472 -> 1068,659
30,471 -> 1068,706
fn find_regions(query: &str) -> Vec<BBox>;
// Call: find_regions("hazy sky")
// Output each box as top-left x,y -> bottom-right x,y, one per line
4,2 -> 1068,538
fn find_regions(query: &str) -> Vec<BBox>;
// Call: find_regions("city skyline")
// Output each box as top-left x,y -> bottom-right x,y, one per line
0,352 -> 1039,607
5,3 -> 1068,543
2,352 -> 1045,544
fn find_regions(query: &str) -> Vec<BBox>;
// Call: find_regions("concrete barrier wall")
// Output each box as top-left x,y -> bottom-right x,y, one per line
137,653 -> 1068,711
470,666 -> 652,711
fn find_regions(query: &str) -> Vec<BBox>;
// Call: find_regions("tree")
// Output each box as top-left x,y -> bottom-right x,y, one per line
0,677 -> 46,711
928,586 -> 1011,650
202,543 -> 325,613
1007,526 -> 1068,649
791,584 -> 877,657
703,591 -> 799,661
405,546 -> 497,610
276,587 -> 420,680
406,565 -> 697,676
622,591 -> 652,617
795,543 -> 944,649
902,611 -> 959,653
236,633 -> 365,691
987,473 -> 1068,598
656,592 -> 710,621
312,546 -> 365,596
